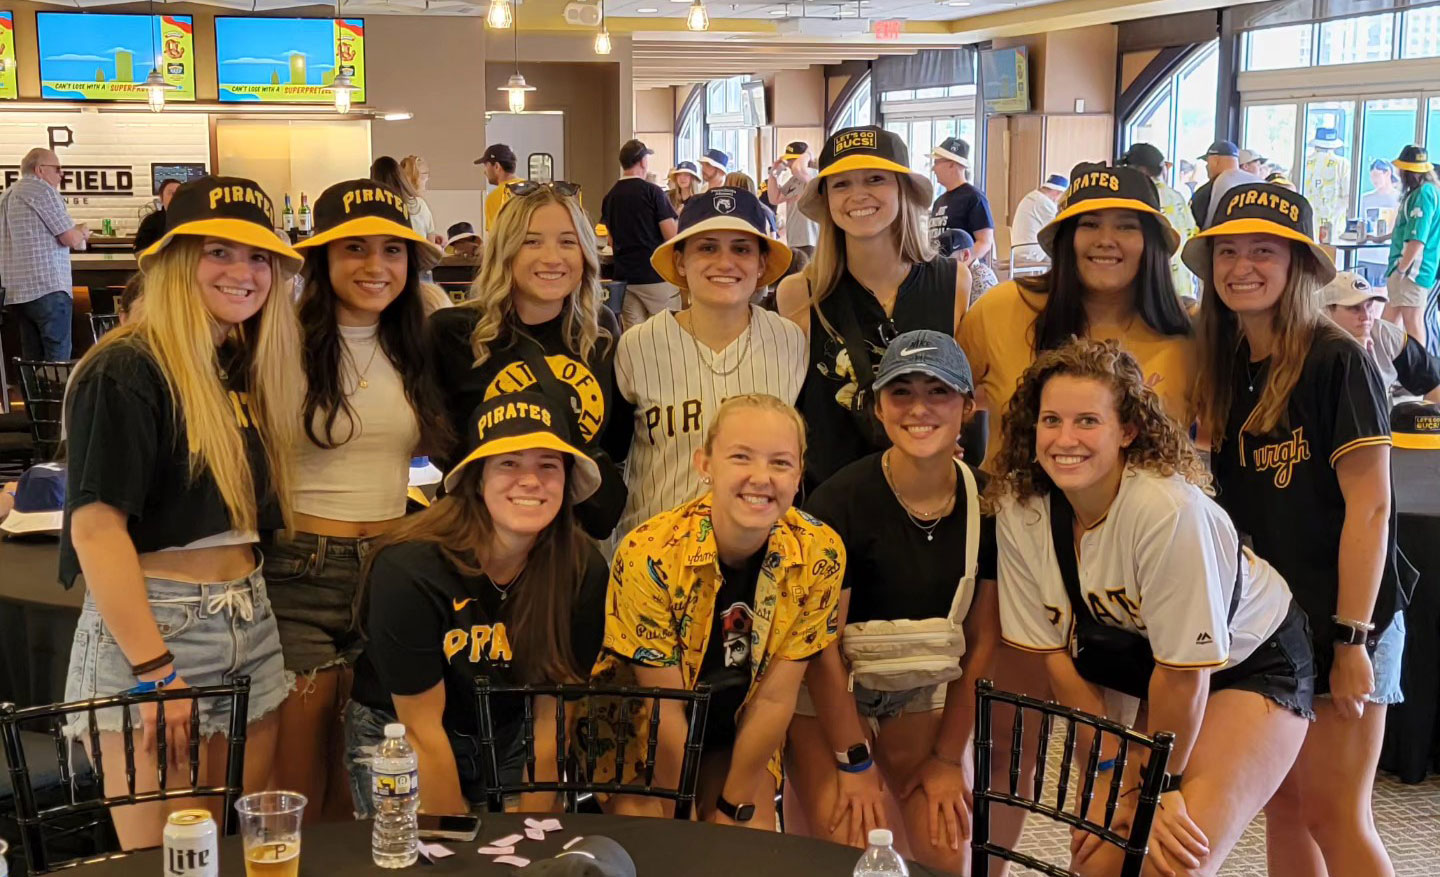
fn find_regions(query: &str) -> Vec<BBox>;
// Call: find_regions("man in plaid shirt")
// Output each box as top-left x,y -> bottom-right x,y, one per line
0,148 -> 88,361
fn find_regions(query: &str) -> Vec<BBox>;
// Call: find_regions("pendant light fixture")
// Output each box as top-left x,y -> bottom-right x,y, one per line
686,0 -> 709,31
487,0 -> 513,29
324,3 -> 360,113
143,1 -> 176,112
594,0 -> 612,55
497,2 -> 534,112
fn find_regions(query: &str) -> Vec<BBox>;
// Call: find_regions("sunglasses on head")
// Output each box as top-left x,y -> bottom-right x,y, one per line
509,180 -> 581,198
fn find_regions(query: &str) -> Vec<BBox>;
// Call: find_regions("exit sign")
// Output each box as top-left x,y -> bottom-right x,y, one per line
873,19 -> 902,40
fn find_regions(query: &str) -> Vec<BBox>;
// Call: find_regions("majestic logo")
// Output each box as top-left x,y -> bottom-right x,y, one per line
713,193 -> 735,214
1251,427 -> 1311,488
1195,631 -> 1214,645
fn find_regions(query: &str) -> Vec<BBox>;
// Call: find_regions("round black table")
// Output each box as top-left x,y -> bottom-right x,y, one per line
68,813 -> 953,875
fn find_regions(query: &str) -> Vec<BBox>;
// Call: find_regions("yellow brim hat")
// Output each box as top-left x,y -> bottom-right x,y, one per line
139,218 -> 303,275
443,391 -> 602,503
137,175 -> 303,275
293,180 -> 446,271
796,165 -> 934,223
1036,198 -> 1181,257
294,216 -> 445,271
1182,217 -> 1336,285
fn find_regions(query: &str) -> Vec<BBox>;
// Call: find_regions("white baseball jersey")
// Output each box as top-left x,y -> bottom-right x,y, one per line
615,306 -> 807,539
996,468 -> 1292,669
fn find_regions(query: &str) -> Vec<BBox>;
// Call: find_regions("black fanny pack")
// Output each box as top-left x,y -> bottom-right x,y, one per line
1049,491 -> 1241,699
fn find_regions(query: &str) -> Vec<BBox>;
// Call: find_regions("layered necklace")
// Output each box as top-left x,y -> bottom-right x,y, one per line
881,449 -> 956,542
681,308 -> 752,378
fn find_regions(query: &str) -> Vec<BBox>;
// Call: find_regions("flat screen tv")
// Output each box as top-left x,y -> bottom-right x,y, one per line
981,46 -> 1030,114
215,17 -> 366,105
36,12 -> 196,103
0,13 -> 17,100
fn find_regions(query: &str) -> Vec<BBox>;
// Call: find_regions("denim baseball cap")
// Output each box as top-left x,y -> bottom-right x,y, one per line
873,330 -> 973,394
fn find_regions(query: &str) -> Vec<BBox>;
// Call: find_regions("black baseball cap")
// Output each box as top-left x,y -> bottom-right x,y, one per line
1038,163 -> 1180,257
619,139 -> 653,168
443,391 -> 601,500
780,141 -> 809,160
138,175 -> 301,274
799,126 -> 933,221
1120,142 -> 1166,174
476,144 -> 517,166
1199,140 -> 1240,159
1181,182 -> 1335,283
930,136 -> 971,168
650,187 -> 793,289
293,179 -> 444,270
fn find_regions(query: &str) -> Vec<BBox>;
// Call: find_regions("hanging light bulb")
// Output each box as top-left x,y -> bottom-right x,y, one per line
487,0 -> 513,29
594,0 -> 611,55
327,70 -> 360,113
142,68 -> 176,113
686,0 -> 709,31
500,72 -> 535,113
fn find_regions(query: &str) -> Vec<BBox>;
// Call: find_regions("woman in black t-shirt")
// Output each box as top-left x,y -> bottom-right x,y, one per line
62,176 -> 305,849
345,391 -> 607,816
787,331 -> 996,872
428,183 -> 630,539
775,127 -> 971,492
1188,183 -> 1411,875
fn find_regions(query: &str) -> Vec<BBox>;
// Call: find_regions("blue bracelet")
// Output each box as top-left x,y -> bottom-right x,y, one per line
125,669 -> 178,695
1097,758 -> 1117,772
837,758 -> 874,774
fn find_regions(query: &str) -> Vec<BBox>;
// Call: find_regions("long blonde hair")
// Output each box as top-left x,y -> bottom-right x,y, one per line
462,187 -> 606,368
401,155 -> 428,194
1194,240 -> 1341,444
75,237 -> 303,529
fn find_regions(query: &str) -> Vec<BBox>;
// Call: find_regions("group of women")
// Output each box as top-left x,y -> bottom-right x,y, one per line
57,124 -> 1413,877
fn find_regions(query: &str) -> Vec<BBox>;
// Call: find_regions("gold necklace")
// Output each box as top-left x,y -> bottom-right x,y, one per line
681,309 -> 752,378
881,450 -> 956,541
346,332 -> 382,390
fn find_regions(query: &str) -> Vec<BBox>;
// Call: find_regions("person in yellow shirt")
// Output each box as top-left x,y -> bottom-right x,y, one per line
1303,127 -> 1350,237
590,394 -> 844,830
476,143 -> 525,235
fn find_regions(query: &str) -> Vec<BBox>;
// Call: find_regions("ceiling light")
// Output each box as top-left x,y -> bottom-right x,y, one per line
326,70 -> 359,113
769,8 -> 786,14
636,6 -> 658,11
486,0 -> 513,29
381,111 -> 413,121
686,0 -> 709,30
595,0 -> 612,55
946,1 -> 971,5
142,68 -> 176,113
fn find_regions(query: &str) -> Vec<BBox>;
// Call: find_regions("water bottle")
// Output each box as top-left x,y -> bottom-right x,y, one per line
371,723 -> 419,868
854,828 -> 908,877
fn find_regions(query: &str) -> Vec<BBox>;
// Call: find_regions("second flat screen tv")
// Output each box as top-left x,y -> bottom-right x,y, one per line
215,17 -> 366,105
36,12 -> 196,102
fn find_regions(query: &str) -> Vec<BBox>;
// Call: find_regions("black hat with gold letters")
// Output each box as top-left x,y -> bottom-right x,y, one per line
1181,181 -> 1336,284
1393,145 -> 1434,174
138,175 -> 302,275
293,179 -> 445,271
798,125 -> 933,221
1392,400 -> 1440,451
1036,162 -> 1180,257
444,390 -> 602,501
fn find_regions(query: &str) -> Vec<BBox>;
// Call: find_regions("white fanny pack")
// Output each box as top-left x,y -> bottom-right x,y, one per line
840,459 -> 980,692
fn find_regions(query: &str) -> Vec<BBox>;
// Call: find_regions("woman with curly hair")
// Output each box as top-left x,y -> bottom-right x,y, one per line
428,184 -> 628,539
990,337 -> 1313,877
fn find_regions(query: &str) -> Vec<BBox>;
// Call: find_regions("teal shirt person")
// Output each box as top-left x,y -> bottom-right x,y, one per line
1388,183 -> 1440,287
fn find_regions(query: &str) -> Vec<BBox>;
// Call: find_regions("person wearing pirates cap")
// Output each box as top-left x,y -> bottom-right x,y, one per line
1322,270 -> 1440,404
610,186 -> 805,550
1189,182 -> 1412,876
767,141 -> 819,272
960,162 -> 1195,471
666,160 -> 706,214
347,390 -> 608,816
252,179 -> 451,810
1383,145 -> 1440,346
776,126 -> 971,493
927,137 -> 995,262
61,175 -> 304,850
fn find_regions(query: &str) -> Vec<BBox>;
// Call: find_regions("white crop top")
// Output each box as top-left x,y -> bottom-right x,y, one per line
292,323 -> 420,521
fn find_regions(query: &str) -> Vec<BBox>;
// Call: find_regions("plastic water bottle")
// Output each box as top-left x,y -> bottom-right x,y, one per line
371,723 -> 419,868
854,828 -> 909,877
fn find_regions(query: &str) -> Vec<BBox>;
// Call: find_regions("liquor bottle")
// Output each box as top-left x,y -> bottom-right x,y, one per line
298,193 -> 312,235
283,194 -> 295,233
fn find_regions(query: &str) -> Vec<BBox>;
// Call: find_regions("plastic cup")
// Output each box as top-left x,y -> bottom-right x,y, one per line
235,791 -> 307,877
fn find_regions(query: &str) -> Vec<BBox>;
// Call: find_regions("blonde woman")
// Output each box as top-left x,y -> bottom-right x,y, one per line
61,177 -> 303,848
724,172 -> 778,237
775,126 -> 971,492
399,154 -> 444,247
428,183 -> 628,540
667,160 -> 705,213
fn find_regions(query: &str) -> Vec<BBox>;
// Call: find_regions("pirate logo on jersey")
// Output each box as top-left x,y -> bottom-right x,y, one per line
721,601 -> 755,669
485,354 -> 605,442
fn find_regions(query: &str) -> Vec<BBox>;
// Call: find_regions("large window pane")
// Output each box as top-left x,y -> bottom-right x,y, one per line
1403,7 -> 1440,59
1427,97 -> 1440,157
1302,101 -> 1355,235
1318,13 -> 1394,65
1175,43 -> 1220,189
1127,91 -> 1173,167
1243,103 -> 1299,180
1358,98 -> 1413,273
911,119 -> 934,176
1243,23 -> 1313,71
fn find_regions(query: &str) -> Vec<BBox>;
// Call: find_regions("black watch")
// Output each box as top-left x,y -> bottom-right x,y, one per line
1160,772 -> 1183,794
1331,621 -> 1376,648
835,742 -> 872,767
715,793 -> 756,823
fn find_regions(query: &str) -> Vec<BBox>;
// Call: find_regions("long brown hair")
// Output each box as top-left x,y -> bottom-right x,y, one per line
364,461 -> 591,684
987,337 -> 1209,507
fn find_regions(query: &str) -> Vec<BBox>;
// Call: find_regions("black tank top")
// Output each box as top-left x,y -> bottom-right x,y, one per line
798,256 -> 957,491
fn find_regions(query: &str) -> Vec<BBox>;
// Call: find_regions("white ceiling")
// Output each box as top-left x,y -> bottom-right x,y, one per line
603,0 -> 1046,21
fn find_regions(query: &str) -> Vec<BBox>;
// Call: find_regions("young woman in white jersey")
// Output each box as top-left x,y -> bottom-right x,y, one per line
612,186 -> 806,540
989,338 -> 1314,877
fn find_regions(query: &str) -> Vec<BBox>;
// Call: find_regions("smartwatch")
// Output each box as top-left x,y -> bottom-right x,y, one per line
715,793 -> 756,823
835,742 -> 872,768
1331,620 -> 1377,648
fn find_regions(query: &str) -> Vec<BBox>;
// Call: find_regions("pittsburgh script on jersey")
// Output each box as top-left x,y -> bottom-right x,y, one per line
1251,427 -> 1311,488
443,623 -> 514,663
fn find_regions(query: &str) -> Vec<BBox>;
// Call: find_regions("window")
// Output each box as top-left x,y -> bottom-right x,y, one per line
878,64 -> 981,185
1358,98 -> 1413,253
832,74 -> 872,133
707,126 -> 757,180
1243,23 -> 1314,71
676,91 -> 703,166
1122,41 -> 1219,189
1243,103 -> 1299,180
1427,97 -> 1440,157
1402,6 -> 1440,59
1300,100 -> 1355,232
706,76 -> 757,179
706,78 -> 742,116
1318,13 -> 1394,65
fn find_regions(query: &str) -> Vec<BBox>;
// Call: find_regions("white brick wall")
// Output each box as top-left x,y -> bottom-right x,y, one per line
0,111 -> 209,235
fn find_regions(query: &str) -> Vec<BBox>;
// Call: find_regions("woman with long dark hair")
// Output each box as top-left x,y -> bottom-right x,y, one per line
1382,146 -> 1440,346
345,391 -> 608,815
261,179 -> 450,818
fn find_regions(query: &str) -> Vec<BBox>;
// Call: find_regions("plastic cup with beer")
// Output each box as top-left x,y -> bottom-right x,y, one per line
235,791 -> 307,877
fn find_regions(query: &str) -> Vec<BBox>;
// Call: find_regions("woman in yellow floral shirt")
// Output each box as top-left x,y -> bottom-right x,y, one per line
591,394 -> 844,830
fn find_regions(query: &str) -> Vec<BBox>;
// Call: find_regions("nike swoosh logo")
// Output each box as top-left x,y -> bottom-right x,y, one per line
453,598 -> 475,611
901,346 -> 937,356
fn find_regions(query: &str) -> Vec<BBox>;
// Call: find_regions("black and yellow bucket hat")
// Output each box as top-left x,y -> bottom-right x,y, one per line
293,180 -> 445,271
1393,145 -> 1433,174
1392,400 -> 1440,451
443,390 -> 602,501
138,176 -> 302,275
1180,182 -> 1336,284
1036,163 -> 1180,257
798,126 -> 934,221
650,187 -> 793,289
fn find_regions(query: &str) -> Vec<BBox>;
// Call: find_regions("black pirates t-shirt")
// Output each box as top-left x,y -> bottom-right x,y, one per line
1211,328 -> 1415,685
352,540 -> 609,737
695,548 -> 765,748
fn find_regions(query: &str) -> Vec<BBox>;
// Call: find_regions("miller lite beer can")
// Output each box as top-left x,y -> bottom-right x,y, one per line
163,809 -> 218,877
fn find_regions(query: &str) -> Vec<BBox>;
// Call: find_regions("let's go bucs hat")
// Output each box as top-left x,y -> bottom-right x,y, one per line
1393,145 -> 1433,174
138,176 -> 302,275
293,179 -> 445,271
1036,162 -> 1180,257
444,390 -> 602,501
650,187 -> 793,289
1181,182 -> 1336,284
798,126 -> 933,221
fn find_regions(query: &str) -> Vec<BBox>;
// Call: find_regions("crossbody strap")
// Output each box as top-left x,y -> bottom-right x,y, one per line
1047,491 -> 1101,639
944,459 -> 981,625
512,330 -> 577,418
829,290 -> 877,400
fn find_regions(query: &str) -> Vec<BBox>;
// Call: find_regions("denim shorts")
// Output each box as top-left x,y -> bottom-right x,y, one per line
793,679 -> 947,729
342,700 -> 525,818
1310,609 -> 1407,704
262,531 -> 372,673
63,564 -> 293,739
1211,600 -> 1316,720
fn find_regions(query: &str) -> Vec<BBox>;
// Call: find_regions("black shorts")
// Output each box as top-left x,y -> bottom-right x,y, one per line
1211,600 -> 1316,720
